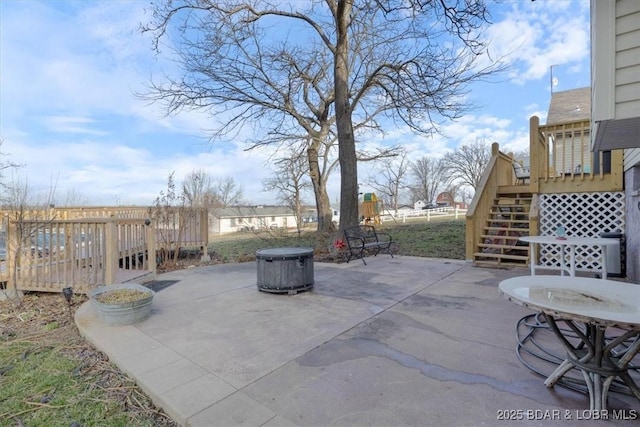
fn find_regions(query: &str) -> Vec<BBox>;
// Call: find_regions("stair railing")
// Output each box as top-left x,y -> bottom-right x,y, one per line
465,142 -> 514,261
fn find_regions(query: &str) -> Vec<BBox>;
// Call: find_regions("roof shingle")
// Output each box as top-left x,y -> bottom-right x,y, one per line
546,87 -> 591,125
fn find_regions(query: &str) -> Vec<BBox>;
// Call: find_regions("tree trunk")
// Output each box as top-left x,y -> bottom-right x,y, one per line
316,189 -> 333,233
335,0 -> 358,232
307,143 -> 335,233
294,194 -> 303,236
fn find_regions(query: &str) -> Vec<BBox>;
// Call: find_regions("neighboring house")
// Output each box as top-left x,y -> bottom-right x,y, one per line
209,206 -> 298,235
414,200 -> 433,210
415,199 -> 466,210
546,87 -> 594,175
331,207 -> 340,224
436,192 -> 455,207
302,207 -> 340,224
591,0 -> 640,282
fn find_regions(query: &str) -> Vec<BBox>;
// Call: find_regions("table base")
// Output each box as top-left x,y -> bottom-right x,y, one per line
544,315 -> 640,410
515,313 -> 640,410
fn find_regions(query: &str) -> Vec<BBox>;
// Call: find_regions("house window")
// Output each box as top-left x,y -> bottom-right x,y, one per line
271,216 -> 276,222
230,218 -> 236,227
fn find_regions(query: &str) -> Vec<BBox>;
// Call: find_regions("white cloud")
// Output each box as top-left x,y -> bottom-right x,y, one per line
43,116 -> 108,135
484,0 -> 590,84
3,135 -> 277,206
0,0 -> 196,133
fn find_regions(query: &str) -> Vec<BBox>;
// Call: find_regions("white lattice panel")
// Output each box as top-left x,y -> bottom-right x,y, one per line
538,192 -> 625,272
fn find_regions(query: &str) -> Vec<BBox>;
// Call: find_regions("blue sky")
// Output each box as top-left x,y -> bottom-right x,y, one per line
0,0 -> 591,206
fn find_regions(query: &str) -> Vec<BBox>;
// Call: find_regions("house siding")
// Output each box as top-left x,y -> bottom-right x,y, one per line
614,1 -> 640,119
592,0 -> 640,123
625,148 -> 640,170
625,166 -> 640,282
591,0 -> 615,123
619,0 -> 640,283
617,0 -> 640,173
208,206 -> 301,236
592,0 -> 640,283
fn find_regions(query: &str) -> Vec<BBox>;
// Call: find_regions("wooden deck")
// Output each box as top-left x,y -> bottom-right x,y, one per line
466,116 -> 624,266
0,206 -> 208,294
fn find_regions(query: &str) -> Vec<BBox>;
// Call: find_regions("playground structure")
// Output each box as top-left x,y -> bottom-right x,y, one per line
359,193 -> 383,225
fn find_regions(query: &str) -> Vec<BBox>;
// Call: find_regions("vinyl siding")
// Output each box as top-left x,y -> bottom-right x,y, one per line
624,148 -> 640,169
614,1 -> 640,120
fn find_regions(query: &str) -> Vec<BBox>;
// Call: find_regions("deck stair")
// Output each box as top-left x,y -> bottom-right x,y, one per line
473,193 -> 532,267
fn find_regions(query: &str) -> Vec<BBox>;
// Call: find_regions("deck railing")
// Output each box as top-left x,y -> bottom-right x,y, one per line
530,116 -> 623,193
465,143 -> 514,261
151,206 -> 209,258
54,206 -> 151,219
0,206 -> 208,294
2,218 -> 155,294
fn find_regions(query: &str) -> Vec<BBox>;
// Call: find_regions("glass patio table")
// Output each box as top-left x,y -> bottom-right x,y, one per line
499,275 -> 640,411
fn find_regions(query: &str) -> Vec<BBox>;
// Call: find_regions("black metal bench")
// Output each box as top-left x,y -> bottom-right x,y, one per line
343,225 -> 394,265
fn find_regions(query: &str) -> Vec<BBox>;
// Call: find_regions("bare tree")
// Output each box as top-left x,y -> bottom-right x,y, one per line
442,182 -> 464,205
367,150 -> 410,213
509,149 -> 530,166
263,150 -> 311,235
212,176 -> 243,208
181,172 -> 244,255
2,173 -> 57,301
441,140 -> 492,190
181,170 -> 243,211
308,136 -> 339,233
142,0 -> 501,231
459,185 -> 475,205
59,187 -> 89,206
0,138 -> 20,197
182,169 -> 215,208
0,144 -> 60,301
409,156 -> 447,205
150,172 -> 187,268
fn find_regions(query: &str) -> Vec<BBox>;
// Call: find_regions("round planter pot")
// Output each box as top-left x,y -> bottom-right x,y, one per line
89,283 -> 155,326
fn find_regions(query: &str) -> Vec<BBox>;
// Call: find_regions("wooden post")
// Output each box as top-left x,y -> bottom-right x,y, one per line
200,209 -> 210,261
5,220 -> 19,298
529,116 -> 541,194
146,219 -> 156,277
610,149 -> 624,190
104,219 -> 117,285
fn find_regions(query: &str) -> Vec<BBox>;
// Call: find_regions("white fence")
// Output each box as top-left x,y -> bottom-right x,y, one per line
380,207 -> 467,223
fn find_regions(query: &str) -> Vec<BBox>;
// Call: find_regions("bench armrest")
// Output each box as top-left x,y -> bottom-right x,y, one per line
345,235 -> 366,249
375,231 -> 392,243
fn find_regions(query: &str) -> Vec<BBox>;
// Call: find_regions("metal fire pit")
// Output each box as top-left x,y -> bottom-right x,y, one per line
256,247 -> 314,294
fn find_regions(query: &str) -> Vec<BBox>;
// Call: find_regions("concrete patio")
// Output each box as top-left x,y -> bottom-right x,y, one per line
75,256 -> 640,426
